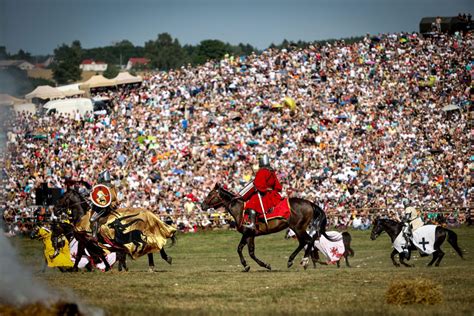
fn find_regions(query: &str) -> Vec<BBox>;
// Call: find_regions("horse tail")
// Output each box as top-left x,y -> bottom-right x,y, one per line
311,202 -> 335,242
445,228 -> 463,259
342,232 -> 354,257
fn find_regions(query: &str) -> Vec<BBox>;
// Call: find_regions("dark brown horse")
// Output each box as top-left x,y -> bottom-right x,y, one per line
201,183 -> 331,271
54,189 -> 174,272
370,217 -> 463,267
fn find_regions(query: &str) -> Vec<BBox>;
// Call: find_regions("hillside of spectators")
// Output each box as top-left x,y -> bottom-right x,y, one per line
1,31 -> 473,234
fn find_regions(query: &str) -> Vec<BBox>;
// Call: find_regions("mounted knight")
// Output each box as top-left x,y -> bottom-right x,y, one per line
239,154 -> 284,234
401,206 -> 424,258
90,169 -> 120,238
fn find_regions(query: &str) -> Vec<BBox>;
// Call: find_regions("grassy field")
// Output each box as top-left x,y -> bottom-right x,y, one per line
11,227 -> 474,316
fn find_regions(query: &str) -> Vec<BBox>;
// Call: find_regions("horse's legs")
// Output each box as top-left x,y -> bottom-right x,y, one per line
98,252 -> 111,272
311,249 -> 318,268
73,241 -> 86,272
427,252 -> 438,266
160,248 -> 173,265
287,228 -> 312,268
147,253 -> 155,272
300,231 -> 315,270
431,230 -> 446,267
237,235 -> 250,272
287,241 -> 305,268
399,252 -> 413,267
336,260 -> 341,268
247,236 -> 271,271
390,249 -> 400,267
435,249 -> 445,266
344,253 -> 351,268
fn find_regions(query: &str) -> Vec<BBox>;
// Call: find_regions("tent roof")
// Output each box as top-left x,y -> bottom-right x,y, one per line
0,94 -> 26,106
113,72 -> 143,85
56,83 -> 85,96
25,85 -> 65,100
80,75 -> 116,89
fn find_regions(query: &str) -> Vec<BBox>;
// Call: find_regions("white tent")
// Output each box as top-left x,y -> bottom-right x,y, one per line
113,72 -> 143,85
57,83 -> 85,97
79,75 -> 116,89
25,85 -> 65,100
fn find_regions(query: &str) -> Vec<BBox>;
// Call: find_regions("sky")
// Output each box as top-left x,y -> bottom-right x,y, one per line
0,0 -> 473,55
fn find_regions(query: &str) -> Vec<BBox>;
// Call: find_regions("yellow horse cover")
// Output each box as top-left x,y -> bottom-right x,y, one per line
37,227 -> 73,268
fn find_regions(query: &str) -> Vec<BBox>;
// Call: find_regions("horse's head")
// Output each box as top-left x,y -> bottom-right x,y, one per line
201,183 -> 224,211
55,190 -> 88,225
370,217 -> 385,240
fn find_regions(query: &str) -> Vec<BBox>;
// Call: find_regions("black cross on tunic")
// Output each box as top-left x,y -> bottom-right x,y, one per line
419,237 -> 429,251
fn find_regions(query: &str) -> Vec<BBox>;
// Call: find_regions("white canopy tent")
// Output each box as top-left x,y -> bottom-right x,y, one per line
113,72 -> 143,85
79,75 -> 117,89
57,83 -> 85,97
25,85 -> 65,100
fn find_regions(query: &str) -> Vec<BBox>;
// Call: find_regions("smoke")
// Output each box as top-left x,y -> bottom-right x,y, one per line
0,91 -> 103,316
0,233 -> 57,305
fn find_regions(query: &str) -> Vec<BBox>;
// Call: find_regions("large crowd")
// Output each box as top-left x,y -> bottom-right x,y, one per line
1,30 -> 473,235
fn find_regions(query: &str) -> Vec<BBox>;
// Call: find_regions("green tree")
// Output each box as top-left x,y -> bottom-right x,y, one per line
145,33 -> 187,71
103,63 -> 120,79
52,41 -> 82,84
193,39 -> 228,65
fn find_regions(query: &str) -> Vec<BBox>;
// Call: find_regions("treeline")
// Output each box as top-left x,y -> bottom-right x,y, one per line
1,33 -> 366,87
81,33 -> 257,70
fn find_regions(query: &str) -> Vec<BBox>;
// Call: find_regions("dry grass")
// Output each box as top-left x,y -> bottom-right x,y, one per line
386,278 -> 443,305
10,227 -> 474,315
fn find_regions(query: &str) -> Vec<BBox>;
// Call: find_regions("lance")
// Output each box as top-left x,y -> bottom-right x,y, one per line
257,191 -> 268,229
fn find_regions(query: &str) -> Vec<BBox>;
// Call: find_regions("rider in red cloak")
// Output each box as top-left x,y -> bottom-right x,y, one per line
242,154 -> 283,232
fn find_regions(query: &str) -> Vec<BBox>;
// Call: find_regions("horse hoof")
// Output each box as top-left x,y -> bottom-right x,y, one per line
266,264 -> 272,271
300,257 -> 309,268
287,261 -> 293,268
148,267 -> 155,273
243,266 -> 250,272
166,257 -> 173,265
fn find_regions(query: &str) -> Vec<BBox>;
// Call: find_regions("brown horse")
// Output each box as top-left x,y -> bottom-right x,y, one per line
201,183 -> 331,271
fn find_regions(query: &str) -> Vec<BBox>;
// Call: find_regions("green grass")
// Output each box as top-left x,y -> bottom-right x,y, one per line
10,227 -> 474,315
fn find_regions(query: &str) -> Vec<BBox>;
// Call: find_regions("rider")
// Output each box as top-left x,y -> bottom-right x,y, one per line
401,206 -> 423,257
242,154 -> 283,233
90,169 -> 120,238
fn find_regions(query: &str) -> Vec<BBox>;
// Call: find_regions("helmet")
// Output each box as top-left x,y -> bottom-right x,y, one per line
98,170 -> 111,184
259,154 -> 270,168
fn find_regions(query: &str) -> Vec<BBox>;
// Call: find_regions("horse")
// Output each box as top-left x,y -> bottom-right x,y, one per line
286,229 -> 354,268
54,189 -> 174,272
49,221 -> 113,272
370,217 -> 463,267
201,183 -> 331,271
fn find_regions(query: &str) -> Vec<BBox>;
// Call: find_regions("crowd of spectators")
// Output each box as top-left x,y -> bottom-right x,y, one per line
1,30 -> 473,235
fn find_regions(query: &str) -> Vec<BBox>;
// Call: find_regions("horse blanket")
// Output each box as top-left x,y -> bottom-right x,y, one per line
288,229 -> 345,263
75,208 -> 176,259
69,238 -> 116,272
393,225 -> 437,255
37,227 -> 73,268
313,231 -> 345,264
243,198 -> 291,232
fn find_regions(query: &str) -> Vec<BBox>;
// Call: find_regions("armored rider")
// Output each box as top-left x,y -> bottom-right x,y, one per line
401,206 -> 424,257
241,154 -> 283,233
90,170 -> 119,238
